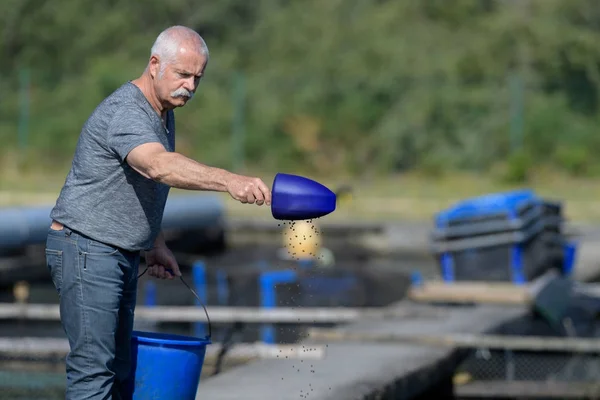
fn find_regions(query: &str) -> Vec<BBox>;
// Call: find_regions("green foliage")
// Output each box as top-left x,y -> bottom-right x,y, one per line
2,0 -> 600,177
500,150 -> 533,184
554,146 -> 591,177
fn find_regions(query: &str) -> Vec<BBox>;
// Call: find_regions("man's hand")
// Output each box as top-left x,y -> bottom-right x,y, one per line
145,244 -> 181,280
226,174 -> 272,206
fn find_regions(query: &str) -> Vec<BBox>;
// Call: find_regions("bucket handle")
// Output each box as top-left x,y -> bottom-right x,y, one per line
138,267 -> 212,340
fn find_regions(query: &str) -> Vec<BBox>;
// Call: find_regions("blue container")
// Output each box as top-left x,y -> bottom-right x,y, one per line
120,331 -> 211,400
431,190 -> 565,284
433,189 -> 544,239
271,173 -> 336,220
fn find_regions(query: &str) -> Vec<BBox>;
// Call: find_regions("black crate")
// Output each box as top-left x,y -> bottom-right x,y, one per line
431,217 -> 565,283
431,190 -> 567,283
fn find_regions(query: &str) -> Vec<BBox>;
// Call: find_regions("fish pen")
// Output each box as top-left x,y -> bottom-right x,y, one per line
3,188 -> 600,399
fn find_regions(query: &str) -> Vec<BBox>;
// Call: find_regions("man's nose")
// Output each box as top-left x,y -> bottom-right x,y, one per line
184,77 -> 197,92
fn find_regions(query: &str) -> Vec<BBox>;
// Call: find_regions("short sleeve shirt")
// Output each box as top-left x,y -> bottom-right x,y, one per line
50,82 -> 175,251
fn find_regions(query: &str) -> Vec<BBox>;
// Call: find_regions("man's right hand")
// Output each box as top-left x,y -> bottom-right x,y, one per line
226,174 -> 272,206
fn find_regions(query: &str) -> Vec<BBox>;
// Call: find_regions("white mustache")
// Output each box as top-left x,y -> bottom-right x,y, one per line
171,88 -> 194,99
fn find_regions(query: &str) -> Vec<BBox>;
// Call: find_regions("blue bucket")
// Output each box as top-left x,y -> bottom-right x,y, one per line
120,331 -> 211,400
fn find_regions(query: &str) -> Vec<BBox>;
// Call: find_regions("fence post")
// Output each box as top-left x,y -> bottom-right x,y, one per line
411,270 -> 423,287
144,281 -> 157,307
216,269 -> 229,306
259,269 -> 297,344
18,68 -> 30,156
510,245 -> 526,285
441,254 -> 454,282
193,261 -> 208,338
509,72 -> 524,154
505,350 -> 515,381
231,71 -> 245,172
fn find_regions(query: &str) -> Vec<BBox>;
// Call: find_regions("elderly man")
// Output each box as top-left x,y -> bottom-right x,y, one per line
45,25 -> 271,399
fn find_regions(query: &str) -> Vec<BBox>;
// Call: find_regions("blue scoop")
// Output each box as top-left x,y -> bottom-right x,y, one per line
271,173 -> 336,220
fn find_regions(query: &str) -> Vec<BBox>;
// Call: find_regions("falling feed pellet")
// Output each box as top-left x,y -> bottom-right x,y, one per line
276,219 -> 329,391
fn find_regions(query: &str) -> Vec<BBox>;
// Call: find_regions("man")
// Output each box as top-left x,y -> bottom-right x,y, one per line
45,25 -> 271,399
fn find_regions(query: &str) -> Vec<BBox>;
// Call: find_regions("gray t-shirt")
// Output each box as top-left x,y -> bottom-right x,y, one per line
50,81 -> 175,252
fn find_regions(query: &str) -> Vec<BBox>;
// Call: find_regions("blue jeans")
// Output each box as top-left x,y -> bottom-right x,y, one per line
45,224 -> 140,400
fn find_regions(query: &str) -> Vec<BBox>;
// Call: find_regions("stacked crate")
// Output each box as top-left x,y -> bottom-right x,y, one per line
430,189 -> 571,284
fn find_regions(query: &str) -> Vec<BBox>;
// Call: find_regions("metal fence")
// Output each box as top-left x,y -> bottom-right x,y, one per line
455,344 -> 600,398
459,348 -> 600,381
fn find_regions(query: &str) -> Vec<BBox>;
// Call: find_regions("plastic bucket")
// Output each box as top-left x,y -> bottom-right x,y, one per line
120,330 -> 211,400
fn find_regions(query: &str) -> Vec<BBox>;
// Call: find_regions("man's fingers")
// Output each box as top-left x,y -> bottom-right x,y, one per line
252,186 -> 265,206
173,265 -> 182,277
148,265 -> 171,280
167,260 -> 182,277
258,181 -> 271,205
148,265 -> 158,277
160,266 -> 174,280
230,177 -> 271,206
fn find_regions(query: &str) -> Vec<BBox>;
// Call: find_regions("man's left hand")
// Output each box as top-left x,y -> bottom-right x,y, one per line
145,245 -> 181,279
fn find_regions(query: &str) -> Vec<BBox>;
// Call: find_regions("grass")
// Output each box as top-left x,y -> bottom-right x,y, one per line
2,163 -> 600,224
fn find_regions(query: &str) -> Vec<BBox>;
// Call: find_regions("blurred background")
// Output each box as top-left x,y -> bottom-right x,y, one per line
3,0 -> 600,399
3,0 -> 600,210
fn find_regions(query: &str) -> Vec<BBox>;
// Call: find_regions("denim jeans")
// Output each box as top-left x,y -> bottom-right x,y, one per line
45,224 -> 140,400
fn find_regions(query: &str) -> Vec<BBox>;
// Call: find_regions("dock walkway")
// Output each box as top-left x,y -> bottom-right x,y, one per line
195,302 -> 528,400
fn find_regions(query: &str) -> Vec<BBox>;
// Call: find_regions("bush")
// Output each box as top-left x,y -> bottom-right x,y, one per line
497,150 -> 533,184
554,146 -> 591,177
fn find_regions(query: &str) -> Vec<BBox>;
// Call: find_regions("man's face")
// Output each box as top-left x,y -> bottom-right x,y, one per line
152,46 -> 207,110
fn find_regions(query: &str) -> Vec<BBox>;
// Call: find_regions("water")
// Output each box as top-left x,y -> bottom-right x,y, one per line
1,367 -> 65,400
0,238 -> 439,399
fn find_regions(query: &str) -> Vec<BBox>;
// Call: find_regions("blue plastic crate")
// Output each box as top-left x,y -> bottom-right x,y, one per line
431,190 -> 566,284
432,189 -> 546,240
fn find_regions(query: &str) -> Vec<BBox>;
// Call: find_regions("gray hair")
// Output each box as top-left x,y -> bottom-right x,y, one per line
150,26 -> 209,77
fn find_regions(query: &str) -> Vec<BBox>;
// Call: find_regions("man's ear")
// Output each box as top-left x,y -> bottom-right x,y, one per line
149,56 -> 160,79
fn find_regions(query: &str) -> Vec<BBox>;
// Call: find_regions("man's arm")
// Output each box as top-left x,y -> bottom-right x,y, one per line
126,142 -> 271,205
143,231 -> 166,252
152,231 -> 167,249
126,142 -> 232,191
